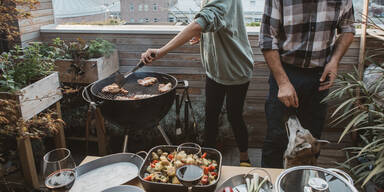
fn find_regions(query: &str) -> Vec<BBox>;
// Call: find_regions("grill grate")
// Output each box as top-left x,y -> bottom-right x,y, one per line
91,72 -> 176,101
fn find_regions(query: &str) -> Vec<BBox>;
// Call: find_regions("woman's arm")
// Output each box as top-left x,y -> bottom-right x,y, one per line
141,22 -> 202,64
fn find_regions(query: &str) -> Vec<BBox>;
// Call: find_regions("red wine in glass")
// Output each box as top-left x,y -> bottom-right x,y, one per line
176,165 -> 203,191
43,148 -> 76,192
45,169 -> 75,192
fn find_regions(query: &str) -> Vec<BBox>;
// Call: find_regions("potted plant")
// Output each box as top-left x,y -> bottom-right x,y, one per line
322,60 -> 384,191
51,38 -> 119,84
0,43 -> 62,121
0,0 -> 39,53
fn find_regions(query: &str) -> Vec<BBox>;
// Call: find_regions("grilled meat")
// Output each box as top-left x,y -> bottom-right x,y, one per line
158,82 -> 172,93
115,94 -> 157,100
137,77 -> 158,86
130,94 -> 157,100
120,88 -> 129,94
115,96 -> 130,100
102,83 -> 120,93
102,83 -> 129,94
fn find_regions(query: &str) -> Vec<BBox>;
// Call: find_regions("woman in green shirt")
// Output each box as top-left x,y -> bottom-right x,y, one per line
141,0 -> 254,166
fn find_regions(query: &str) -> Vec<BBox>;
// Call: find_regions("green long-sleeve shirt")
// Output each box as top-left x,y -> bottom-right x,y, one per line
194,0 -> 254,85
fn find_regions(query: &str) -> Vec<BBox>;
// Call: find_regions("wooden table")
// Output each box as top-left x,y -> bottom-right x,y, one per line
81,156 -> 283,190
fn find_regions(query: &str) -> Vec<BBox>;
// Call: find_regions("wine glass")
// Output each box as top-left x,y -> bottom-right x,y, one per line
176,143 -> 204,192
42,148 -> 76,192
176,164 -> 203,192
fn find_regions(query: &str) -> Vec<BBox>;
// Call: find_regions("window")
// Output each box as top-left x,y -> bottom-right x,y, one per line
145,18 -> 149,22
130,18 -> 135,23
250,0 -> 256,8
168,17 -> 175,22
153,3 -> 158,11
138,4 -> 143,11
144,4 -> 148,11
139,18 -> 144,23
154,18 -> 159,22
130,4 -> 134,11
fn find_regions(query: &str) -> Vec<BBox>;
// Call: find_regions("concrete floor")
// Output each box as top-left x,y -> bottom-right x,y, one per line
221,147 -> 262,167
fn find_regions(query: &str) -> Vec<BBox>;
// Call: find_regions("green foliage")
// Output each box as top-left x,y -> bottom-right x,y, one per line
246,22 -> 260,27
322,61 -> 384,187
50,37 -> 115,75
0,43 -> 56,92
52,37 -> 90,60
51,37 -> 115,60
65,18 -> 126,25
88,39 -> 115,58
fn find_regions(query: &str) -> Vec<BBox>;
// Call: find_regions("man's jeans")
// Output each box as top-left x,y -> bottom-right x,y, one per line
261,64 -> 329,168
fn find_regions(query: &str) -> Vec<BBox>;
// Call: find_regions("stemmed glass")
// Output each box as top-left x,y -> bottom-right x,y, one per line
175,143 -> 204,192
176,164 -> 203,192
42,148 -> 76,192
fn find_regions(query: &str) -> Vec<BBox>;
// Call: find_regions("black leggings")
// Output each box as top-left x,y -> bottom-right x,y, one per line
203,77 -> 249,152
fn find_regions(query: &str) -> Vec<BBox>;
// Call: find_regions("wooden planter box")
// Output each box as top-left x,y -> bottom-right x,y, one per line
0,72 -> 62,121
54,49 -> 119,83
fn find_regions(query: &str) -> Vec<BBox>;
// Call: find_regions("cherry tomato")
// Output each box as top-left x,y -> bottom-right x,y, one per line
210,172 -> 217,177
143,175 -> 152,181
208,165 -> 216,171
203,167 -> 210,175
201,152 -> 207,158
201,175 -> 208,185
167,154 -> 174,160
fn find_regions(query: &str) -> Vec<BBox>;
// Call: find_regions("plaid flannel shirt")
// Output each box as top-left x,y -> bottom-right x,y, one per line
259,0 -> 355,68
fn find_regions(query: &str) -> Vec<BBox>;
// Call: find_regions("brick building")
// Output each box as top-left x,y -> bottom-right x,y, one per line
374,0 -> 384,5
121,0 -> 170,23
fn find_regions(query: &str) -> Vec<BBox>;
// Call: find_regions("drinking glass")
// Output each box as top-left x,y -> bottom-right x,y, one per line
42,148 -> 76,192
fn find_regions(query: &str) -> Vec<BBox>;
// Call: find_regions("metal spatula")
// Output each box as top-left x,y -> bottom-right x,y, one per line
115,53 -> 155,87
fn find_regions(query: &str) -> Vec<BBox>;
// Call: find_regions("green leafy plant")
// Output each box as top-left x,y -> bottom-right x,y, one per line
51,37 -> 115,60
0,43 -> 56,92
50,37 -> 115,76
246,22 -> 261,27
88,39 -> 115,58
322,15 -> 384,189
65,18 -> 126,25
322,58 -> 384,188
51,37 -> 90,60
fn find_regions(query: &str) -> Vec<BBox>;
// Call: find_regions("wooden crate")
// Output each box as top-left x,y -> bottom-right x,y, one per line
0,72 -> 62,121
54,49 -> 119,83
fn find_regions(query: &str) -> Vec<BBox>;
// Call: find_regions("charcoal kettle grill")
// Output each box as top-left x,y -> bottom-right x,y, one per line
82,71 -> 191,151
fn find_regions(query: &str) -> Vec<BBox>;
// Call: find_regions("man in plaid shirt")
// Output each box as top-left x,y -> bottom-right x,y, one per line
259,0 -> 355,168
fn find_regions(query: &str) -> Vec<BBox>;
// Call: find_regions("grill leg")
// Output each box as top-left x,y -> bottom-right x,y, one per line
122,135 -> 128,153
157,125 -> 172,145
